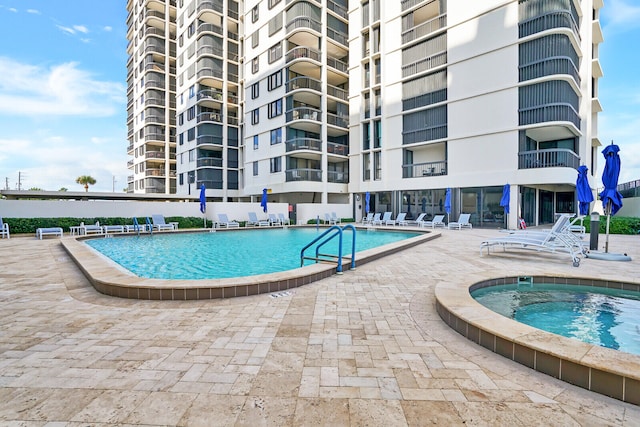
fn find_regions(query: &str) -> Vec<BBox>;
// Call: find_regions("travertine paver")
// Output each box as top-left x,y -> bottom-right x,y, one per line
0,228 -> 639,425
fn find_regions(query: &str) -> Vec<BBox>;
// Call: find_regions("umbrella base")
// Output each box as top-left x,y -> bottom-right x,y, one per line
585,251 -> 632,262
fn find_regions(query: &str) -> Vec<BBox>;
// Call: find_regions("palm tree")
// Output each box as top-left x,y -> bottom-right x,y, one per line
76,175 -> 96,192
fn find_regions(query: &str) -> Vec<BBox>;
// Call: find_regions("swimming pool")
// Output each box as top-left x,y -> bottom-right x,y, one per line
471,283 -> 640,356
85,227 -> 421,279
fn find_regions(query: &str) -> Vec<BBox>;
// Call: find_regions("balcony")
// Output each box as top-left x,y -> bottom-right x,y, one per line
146,150 -> 175,160
197,135 -> 223,146
197,157 -> 223,168
519,11 -> 580,41
286,168 -> 322,182
286,46 -> 321,63
518,149 -> 580,170
327,142 -> 349,156
197,22 -> 223,37
197,0 -> 223,14
326,112 -> 348,129
327,27 -> 348,46
519,57 -> 580,86
402,161 -> 447,178
286,137 -> 322,152
197,88 -> 224,102
402,14 -> 446,45
286,107 -> 322,123
328,171 -> 349,183
327,0 -> 348,19
519,104 -> 580,129
197,112 -> 223,124
402,51 -> 447,78
286,76 -> 322,93
286,16 -> 322,34
327,84 -> 348,101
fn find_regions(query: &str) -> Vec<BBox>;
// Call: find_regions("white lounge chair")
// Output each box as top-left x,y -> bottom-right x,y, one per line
330,212 -> 341,224
151,215 -> 175,231
324,213 -> 337,225
36,227 -> 63,240
371,213 -> 382,225
218,213 -> 240,228
0,217 -> 9,239
386,212 -> 407,226
248,212 -> 269,227
268,213 -> 282,226
103,225 -> 125,234
376,212 -> 392,226
448,213 -> 472,230
81,222 -> 104,235
409,213 -> 426,227
361,212 -> 374,225
278,213 -> 291,225
421,214 -> 445,229
480,214 -> 582,267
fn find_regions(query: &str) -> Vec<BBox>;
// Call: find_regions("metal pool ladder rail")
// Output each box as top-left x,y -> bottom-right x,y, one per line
300,224 -> 356,273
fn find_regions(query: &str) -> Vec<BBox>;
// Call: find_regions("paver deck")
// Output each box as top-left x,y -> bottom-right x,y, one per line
1,228 -> 639,425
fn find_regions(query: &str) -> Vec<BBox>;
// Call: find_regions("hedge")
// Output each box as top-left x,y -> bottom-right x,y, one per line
582,216 -> 640,235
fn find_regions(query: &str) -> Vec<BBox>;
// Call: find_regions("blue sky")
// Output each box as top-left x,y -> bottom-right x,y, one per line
0,1 -> 638,193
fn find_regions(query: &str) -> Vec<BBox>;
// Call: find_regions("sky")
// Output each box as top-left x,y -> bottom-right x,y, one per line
0,1 -> 638,193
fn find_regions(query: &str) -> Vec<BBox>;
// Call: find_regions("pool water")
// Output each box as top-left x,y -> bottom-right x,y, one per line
85,228 -> 420,280
472,284 -> 640,356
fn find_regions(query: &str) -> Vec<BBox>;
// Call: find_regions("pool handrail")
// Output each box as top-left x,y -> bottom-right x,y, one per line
300,224 -> 357,272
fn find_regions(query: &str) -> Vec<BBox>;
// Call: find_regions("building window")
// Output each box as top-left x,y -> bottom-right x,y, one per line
363,152 -> 371,181
374,151 -> 381,180
363,122 -> 370,150
179,173 -> 184,185
374,120 -> 382,148
179,132 -> 184,145
253,135 -> 259,150
267,70 -> 282,90
252,30 -> 259,48
251,82 -> 259,99
189,85 -> 195,98
268,12 -> 283,35
270,156 -> 281,173
187,127 -> 195,141
251,108 -> 260,125
253,161 -> 259,176
252,57 -> 259,74
270,128 -> 282,145
268,0 -> 281,9
268,99 -> 283,118
268,42 -> 282,63
187,106 -> 196,120
189,149 -> 196,162
251,5 -> 259,23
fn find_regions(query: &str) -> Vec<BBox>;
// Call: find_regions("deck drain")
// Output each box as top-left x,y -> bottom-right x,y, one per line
270,291 -> 293,298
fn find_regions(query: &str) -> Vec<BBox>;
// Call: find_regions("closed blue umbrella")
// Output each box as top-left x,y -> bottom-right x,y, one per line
599,143 -> 623,253
365,192 -> 370,214
499,184 -> 510,214
444,188 -> 451,223
599,144 -> 623,216
199,184 -> 206,214
576,165 -> 593,216
199,184 -> 206,228
260,188 -> 268,213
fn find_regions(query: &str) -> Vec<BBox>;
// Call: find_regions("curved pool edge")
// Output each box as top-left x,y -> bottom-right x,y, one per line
61,226 -> 440,300
434,275 -> 640,406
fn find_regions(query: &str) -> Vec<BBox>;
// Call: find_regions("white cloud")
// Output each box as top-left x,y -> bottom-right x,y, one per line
26,9 -> 40,15
601,0 -> 640,33
56,24 -> 75,35
80,38 -> 91,44
73,25 -> 89,34
0,58 -> 125,117
8,8 -> 17,13
103,26 -> 113,32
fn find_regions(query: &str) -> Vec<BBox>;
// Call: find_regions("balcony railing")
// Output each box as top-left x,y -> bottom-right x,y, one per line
286,16 -> 322,34
286,137 -> 322,152
286,107 -> 322,122
286,76 -> 322,92
402,125 -> 447,145
197,135 -> 223,146
402,161 -> 447,178
401,0 -> 429,11
519,104 -> 580,129
286,168 -> 322,182
518,149 -> 580,170
197,22 -> 223,37
197,112 -> 223,123
402,51 -> 447,78
197,0 -> 223,14
402,14 -> 447,45
328,171 -> 349,183
197,157 -> 223,168
197,88 -> 224,102
327,27 -> 348,46
327,0 -> 348,19
327,142 -> 349,156
519,57 -> 580,86
286,46 -> 321,63
326,113 -> 349,128
519,11 -> 580,40
327,84 -> 348,101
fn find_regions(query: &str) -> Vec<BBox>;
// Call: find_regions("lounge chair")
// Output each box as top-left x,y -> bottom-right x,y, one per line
0,217 -> 9,239
151,214 -> 175,231
448,213 -> 472,230
324,213 -> 337,225
330,212 -> 341,224
409,213 -> 426,227
268,213 -> 282,226
421,214 -> 445,229
376,212 -> 392,226
81,222 -> 104,235
386,212 -> 407,226
36,227 -> 63,240
103,225 -> 125,234
278,213 -> 291,226
248,212 -> 269,227
217,213 -> 240,228
361,212 -> 374,225
480,214 -> 582,267
371,213 -> 382,225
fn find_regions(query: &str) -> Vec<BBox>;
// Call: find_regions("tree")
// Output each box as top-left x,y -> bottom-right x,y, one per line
59,187 -> 68,192
76,175 -> 96,192
28,187 -> 43,191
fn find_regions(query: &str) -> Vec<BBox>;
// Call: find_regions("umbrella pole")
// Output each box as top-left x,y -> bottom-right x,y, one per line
605,201 -> 611,253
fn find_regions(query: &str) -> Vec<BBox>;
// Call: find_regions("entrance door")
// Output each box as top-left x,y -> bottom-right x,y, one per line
539,190 -> 554,224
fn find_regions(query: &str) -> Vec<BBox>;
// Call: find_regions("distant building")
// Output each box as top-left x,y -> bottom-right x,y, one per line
127,0 -> 603,228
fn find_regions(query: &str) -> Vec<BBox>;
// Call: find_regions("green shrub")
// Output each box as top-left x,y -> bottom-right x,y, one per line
583,216 -> 640,235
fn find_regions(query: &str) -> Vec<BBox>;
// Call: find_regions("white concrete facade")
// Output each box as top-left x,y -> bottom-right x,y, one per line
126,0 -> 603,228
